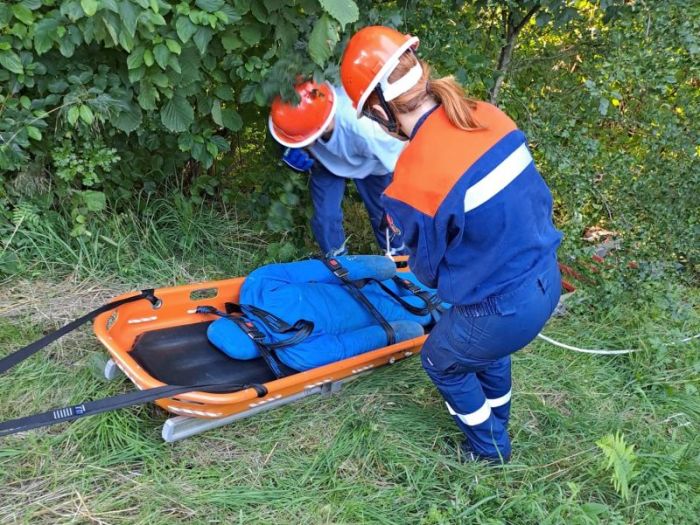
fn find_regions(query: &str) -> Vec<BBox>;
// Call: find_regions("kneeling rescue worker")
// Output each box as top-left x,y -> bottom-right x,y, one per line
340,26 -> 563,462
269,80 -> 408,257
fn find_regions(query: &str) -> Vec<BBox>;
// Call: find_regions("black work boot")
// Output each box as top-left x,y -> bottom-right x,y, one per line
459,440 -> 510,465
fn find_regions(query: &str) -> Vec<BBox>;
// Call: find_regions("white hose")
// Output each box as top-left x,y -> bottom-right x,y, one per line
536,332 -> 699,355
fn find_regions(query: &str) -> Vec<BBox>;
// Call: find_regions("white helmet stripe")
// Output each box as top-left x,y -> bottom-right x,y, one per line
354,35 -> 420,117
380,62 -> 424,102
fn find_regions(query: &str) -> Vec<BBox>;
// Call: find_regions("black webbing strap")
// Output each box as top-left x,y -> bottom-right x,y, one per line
391,276 -> 445,314
320,257 -> 396,346
0,289 -> 159,376
349,276 -> 444,318
0,380 -> 267,438
224,303 -> 314,349
197,305 -> 314,379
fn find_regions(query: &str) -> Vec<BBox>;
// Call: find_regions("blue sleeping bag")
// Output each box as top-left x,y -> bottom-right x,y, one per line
207,256 -> 446,371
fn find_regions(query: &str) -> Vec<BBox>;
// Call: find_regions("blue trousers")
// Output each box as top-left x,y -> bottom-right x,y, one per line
310,164 -> 407,256
421,258 -> 561,461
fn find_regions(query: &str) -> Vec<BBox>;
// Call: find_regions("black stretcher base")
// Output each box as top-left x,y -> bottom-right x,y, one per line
129,321 -> 298,393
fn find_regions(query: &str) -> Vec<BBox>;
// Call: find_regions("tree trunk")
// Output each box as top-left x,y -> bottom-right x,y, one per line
490,4 -> 541,105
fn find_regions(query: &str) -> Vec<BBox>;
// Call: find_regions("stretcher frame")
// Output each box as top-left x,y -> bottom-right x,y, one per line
94,261 -> 426,442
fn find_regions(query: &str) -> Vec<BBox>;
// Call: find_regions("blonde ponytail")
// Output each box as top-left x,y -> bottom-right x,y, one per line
427,76 -> 481,131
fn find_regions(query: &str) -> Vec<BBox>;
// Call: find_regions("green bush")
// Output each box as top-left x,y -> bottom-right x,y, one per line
0,0 -> 365,235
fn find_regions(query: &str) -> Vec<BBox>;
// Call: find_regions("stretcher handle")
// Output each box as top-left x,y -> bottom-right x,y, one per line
0,290 -> 159,377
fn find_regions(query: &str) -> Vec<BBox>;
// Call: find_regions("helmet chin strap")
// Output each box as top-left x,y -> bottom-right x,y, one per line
364,86 -> 410,140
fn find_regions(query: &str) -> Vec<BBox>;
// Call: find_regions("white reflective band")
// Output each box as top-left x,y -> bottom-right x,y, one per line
487,389 -> 512,408
380,62 -> 423,102
464,143 -> 533,212
445,401 -> 492,426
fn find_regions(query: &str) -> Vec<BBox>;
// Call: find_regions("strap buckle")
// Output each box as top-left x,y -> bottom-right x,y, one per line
326,258 -> 349,279
240,319 -> 266,342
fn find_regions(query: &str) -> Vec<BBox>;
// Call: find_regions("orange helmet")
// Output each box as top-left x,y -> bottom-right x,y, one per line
340,26 -> 420,117
269,81 -> 337,148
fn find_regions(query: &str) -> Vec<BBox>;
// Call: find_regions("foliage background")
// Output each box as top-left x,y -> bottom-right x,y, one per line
1,0 -> 697,278
0,1 -> 698,523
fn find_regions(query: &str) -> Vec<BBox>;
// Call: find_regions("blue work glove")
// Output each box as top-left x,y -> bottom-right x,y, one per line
282,148 -> 314,172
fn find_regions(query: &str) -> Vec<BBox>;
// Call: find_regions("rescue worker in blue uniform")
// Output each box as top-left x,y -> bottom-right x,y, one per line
269,81 -> 407,256
340,26 -> 563,463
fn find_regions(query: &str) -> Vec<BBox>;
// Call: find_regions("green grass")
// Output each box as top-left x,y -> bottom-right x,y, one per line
0,206 -> 698,524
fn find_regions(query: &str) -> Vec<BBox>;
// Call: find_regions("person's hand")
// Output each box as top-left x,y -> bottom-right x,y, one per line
282,148 -> 314,172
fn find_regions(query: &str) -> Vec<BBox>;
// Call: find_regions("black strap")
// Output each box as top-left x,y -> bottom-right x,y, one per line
0,289 -> 159,376
0,380 -> 267,438
320,257 -> 396,346
390,276 -> 445,314
197,305 -> 314,379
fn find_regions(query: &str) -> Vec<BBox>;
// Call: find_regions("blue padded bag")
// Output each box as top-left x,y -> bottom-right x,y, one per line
207,256 -> 446,371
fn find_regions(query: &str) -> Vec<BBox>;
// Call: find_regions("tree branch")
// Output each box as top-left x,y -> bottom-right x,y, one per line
490,3 -> 542,105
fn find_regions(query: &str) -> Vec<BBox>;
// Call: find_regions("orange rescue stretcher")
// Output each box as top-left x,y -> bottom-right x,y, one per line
96,259 -> 425,441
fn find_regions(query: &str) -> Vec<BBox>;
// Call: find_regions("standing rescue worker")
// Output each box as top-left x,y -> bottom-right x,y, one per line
340,26 -> 562,463
269,81 -> 407,256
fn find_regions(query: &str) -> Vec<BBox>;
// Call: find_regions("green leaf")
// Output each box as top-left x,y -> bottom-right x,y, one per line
160,95 -> 194,132
143,48 -> 154,67
263,0 -> 284,11
150,71 -> 169,87
195,0 -> 224,13
176,16 -> 197,42
250,1 -> 266,22
240,24 -> 261,46
26,126 -> 42,140
206,141 -> 218,157
79,105 -> 95,124
137,82 -> 158,109
128,65 -> 145,82
167,55 -> 181,74
308,14 -> 339,67
318,0 -> 358,29
67,105 -> 80,125
81,0 -> 99,16
20,96 -> 31,109
211,99 -> 223,126
178,48 -> 200,84
34,18 -> 60,54
221,31 -> 243,51
210,135 -> 230,152
149,0 -> 158,13
218,3 -> 242,23
193,26 -> 213,55
0,51 -> 24,74
153,43 -> 170,69
102,0 -> 119,13
127,46 -> 144,69
221,107 -> 242,131
11,4 -> 34,24
61,0 -> 85,21
83,190 -> 106,211
119,0 -> 139,37
165,38 -> 181,55
59,36 -> 77,57
118,28 -> 134,51
214,85 -> 234,101
113,102 -> 142,132
103,13 -> 120,45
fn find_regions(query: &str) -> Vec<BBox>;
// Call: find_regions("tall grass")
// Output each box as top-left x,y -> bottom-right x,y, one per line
1,191 -> 266,285
0,219 -> 697,523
